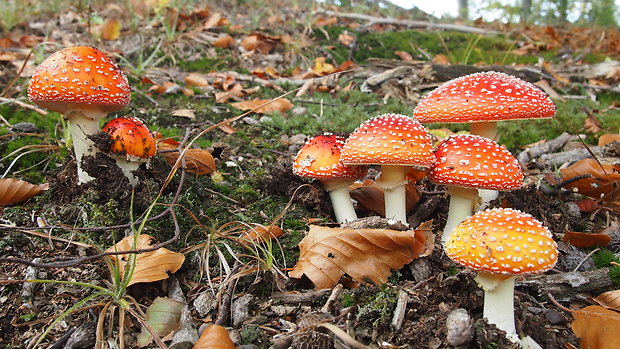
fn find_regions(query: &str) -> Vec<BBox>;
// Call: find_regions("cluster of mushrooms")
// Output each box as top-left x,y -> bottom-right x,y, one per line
293,71 -> 559,345
27,46 -> 156,186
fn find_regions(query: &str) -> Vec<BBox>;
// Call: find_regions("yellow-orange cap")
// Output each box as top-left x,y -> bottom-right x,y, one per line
340,113 -> 436,168
414,71 -> 556,123
28,46 -> 130,118
293,134 -> 367,180
430,134 -> 523,190
103,117 -> 156,160
445,208 -> 557,275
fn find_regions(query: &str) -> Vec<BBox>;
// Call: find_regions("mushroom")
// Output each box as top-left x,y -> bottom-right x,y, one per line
28,46 -> 131,184
413,71 -> 556,141
445,208 -> 558,343
341,114 -> 436,225
293,133 -> 368,223
102,116 -> 156,186
430,134 -> 523,244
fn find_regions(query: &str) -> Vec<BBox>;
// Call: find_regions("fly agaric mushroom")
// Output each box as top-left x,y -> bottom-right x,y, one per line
341,114 -> 435,225
413,71 -> 556,141
430,134 -> 523,244
102,116 -> 156,186
293,134 -> 368,223
445,208 -> 557,343
28,46 -> 131,184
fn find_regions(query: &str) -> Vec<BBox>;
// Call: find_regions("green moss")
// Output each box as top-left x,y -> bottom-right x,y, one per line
355,285 -> 398,326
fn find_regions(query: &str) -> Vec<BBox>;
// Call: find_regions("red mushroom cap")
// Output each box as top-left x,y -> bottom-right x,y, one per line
293,133 -> 368,180
445,208 -> 558,275
413,71 -> 556,123
103,117 -> 156,160
28,46 -> 130,118
430,134 -> 523,190
341,113 -> 436,168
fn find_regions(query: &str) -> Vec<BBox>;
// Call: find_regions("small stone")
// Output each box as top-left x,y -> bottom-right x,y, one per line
544,309 -> 566,325
565,202 -> 581,219
11,122 -> 39,133
243,116 -> 259,125
259,116 -> 273,123
193,292 -> 216,317
446,308 -> 474,347
527,306 -> 545,315
292,107 -> 308,116
232,294 -> 254,327
409,258 -> 432,283
289,134 -> 308,145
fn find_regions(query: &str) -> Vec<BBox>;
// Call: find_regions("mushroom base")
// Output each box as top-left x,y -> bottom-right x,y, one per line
475,272 -> 519,343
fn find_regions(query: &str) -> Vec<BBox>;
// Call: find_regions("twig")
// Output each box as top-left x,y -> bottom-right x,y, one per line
215,259 -> 241,326
320,284 -> 343,313
0,97 -> 49,115
390,289 -> 409,331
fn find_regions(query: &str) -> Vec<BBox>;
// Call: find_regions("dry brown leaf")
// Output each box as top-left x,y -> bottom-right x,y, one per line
240,33 -> 281,54
171,109 -> 196,120
101,18 -> 122,41
349,179 -> 420,216
212,34 -> 235,48
184,72 -> 209,87
571,305 -> 620,349
149,81 -> 182,94
599,134 -> 620,146
593,290 -> 620,312
560,158 -> 620,202
159,143 -> 216,175
534,79 -> 561,99
585,113 -> 603,133
394,51 -> 413,62
217,123 -> 236,135
0,178 -> 49,206
562,231 -> 610,248
289,224 -> 434,289
314,16 -> 337,27
240,224 -> 285,245
338,32 -> 355,46
105,234 -> 185,286
231,98 -> 293,114
0,51 -> 18,62
203,12 -> 223,29
193,324 -> 235,349
432,54 -> 450,65
574,197 -> 601,212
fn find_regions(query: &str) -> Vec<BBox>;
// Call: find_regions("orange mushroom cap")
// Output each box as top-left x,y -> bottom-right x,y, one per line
28,46 -> 130,118
340,113 -> 436,168
413,71 -> 556,123
430,134 -> 523,190
293,133 -> 367,180
445,208 -> 558,275
103,117 -> 156,160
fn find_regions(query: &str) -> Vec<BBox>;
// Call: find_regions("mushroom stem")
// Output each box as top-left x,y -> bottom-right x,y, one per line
379,164 -> 407,225
67,111 -> 101,184
475,272 -> 519,343
114,158 -> 142,186
442,186 -> 478,244
470,122 -> 498,141
322,181 -> 358,223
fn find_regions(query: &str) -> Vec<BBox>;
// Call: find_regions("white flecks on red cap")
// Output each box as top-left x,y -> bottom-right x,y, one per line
293,133 -> 368,180
445,208 -> 558,275
28,46 -> 130,113
413,71 -> 556,123
430,134 -> 523,190
340,113 -> 436,168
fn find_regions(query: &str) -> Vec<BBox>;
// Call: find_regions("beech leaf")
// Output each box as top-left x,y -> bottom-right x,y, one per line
571,305 -> 620,349
193,324 -> 235,349
105,234 -> 185,286
289,224 -> 434,289
158,143 -> 216,175
231,98 -> 293,114
562,231 -> 610,248
240,223 -> 285,245
136,297 -> 184,347
101,18 -> 122,41
599,134 -> 620,146
0,178 -> 49,206
349,179 -> 420,216
560,158 -> 620,202
594,290 -> 620,312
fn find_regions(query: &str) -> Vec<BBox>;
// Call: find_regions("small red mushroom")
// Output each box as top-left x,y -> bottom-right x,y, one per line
293,134 -> 367,223
430,134 -> 523,244
341,113 -> 435,225
445,208 -> 557,343
103,117 -> 156,186
28,46 -> 131,184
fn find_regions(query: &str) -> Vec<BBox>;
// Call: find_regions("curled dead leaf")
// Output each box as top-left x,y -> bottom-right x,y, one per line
231,98 -> 293,114
240,223 -> 285,245
104,234 -> 185,286
184,72 -> 209,87
593,290 -> 620,312
193,324 -> 235,349
571,305 -> 620,349
599,134 -> 620,146
560,158 -> 620,202
158,142 -> 216,175
212,34 -> 235,48
136,297 -> 184,347
0,178 -> 49,206
562,231 -> 610,248
101,18 -> 122,41
289,224 -> 434,289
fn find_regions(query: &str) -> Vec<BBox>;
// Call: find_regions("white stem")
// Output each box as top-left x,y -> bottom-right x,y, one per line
442,186 -> 478,244
379,165 -> 407,225
470,121 -> 498,141
476,273 -> 519,343
115,159 -> 142,186
327,186 -> 358,223
478,189 -> 499,210
68,112 -> 101,184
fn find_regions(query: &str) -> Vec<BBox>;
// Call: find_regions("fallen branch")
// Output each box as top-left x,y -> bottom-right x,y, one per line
517,268 -> 614,300
0,97 -> 48,115
517,132 -> 574,165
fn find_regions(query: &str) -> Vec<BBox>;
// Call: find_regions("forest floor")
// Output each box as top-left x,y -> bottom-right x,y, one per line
0,1 -> 620,348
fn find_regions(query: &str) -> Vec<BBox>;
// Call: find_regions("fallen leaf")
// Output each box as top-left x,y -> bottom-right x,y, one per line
203,12 -> 223,29
101,18 -> 122,41
571,305 -> 620,349
149,81 -> 183,94
314,16 -> 337,27
212,34 -> 235,48
105,234 -> 185,286
560,158 -> 620,202
574,198 -> 601,212
0,51 -> 18,62
240,33 -> 281,54
349,179 -> 420,216
312,57 -> 336,76
240,224 -> 285,245
158,143 -> 216,175
193,324 -> 235,349
338,32 -> 355,46
585,112 -> 603,133
562,231 -> 610,248
594,290 -> 620,312
0,178 -> 49,206
433,54 -> 450,65
136,297 -> 184,347
231,98 -> 293,114
171,109 -> 196,120
534,79 -> 561,99
599,134 -> 620,146
289,224 -> 434,289
184,72 -> 209,87
394,51 -> 413,62
217,123 -> 236,135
